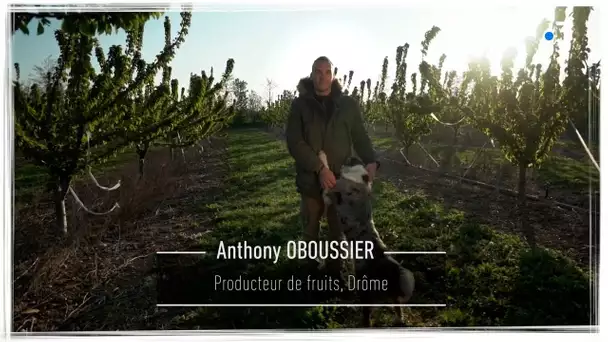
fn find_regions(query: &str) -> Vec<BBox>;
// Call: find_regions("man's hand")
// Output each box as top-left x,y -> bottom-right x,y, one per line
319,166 -> 337,189
365,162 -> 377,182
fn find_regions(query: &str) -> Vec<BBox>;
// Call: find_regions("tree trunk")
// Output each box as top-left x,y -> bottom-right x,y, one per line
441,129 -> 459,174
518,163 -> 535,248
452,127 -> 459,153
137,144 -> 149,179
400,143 -> 412,165
53,175 -> 71,236
138,157 -> 145,179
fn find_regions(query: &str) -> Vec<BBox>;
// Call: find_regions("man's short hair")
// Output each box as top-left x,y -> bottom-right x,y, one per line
312,56 -> 333,71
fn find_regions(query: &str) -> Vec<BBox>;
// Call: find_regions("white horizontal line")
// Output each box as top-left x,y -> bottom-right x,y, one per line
11,326 -> 598,336
385,251 -> 447,255
157,304 -> 446,307
156,251 -> 208,255
156,251 -> 447,255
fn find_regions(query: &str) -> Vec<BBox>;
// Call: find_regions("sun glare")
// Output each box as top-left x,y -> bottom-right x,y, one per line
429,7 -> 559,76
268,7 -> 594,95
275,20 -> 376,93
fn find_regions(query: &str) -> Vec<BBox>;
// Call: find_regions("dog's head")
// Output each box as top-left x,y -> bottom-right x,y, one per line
325,163 -> 373,220
339,161 -> 372,191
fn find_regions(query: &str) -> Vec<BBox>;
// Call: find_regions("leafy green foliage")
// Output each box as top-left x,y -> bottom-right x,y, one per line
12,11 -> 163,36
260,90 -> 295,132
418,7 -> 595,246
13,12 -> 193,233
422,8 -> 592,172
385,27 -> 441,155
161,60 -> 236,150
364,58 -> 391,129
230,79 -> 261,126
464,19 -> 565,168
439,224 -> 589,326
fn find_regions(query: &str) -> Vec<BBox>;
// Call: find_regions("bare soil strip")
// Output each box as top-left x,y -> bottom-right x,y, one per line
375,151 -> 593,267
13,138 -> 229,331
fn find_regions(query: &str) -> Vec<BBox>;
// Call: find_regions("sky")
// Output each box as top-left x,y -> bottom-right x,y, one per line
11,6 -> 601,102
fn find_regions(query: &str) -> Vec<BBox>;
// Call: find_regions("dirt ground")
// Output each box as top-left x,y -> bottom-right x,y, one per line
13,138 -> 230,331
371,128 -> 598,209
374,148 -> 596,267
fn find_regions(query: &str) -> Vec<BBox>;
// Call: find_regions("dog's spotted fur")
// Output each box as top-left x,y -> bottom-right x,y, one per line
318,151 -> 386,256
318,150 -> 415,327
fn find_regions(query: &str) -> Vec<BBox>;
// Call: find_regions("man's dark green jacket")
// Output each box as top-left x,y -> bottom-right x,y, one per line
286,77 -> 378,198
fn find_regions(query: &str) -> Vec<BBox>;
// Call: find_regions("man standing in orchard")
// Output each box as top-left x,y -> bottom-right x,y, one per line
286,56 -> 380,280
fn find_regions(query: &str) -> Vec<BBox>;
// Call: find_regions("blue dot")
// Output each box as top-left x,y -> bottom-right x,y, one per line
544,32 -> 554,40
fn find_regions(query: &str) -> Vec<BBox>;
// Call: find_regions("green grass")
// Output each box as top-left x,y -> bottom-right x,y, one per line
452,146 -> 599,190
556,138 -> 599,152
372,136 -> 396,151
537,155 -> 599,189
370,136 -> 599,192
14,163 -> 49,200
163,128 -> 590,329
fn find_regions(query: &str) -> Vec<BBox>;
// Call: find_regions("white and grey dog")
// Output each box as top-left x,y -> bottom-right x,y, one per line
318,151 -> 372,205
316,150 -> 415,327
